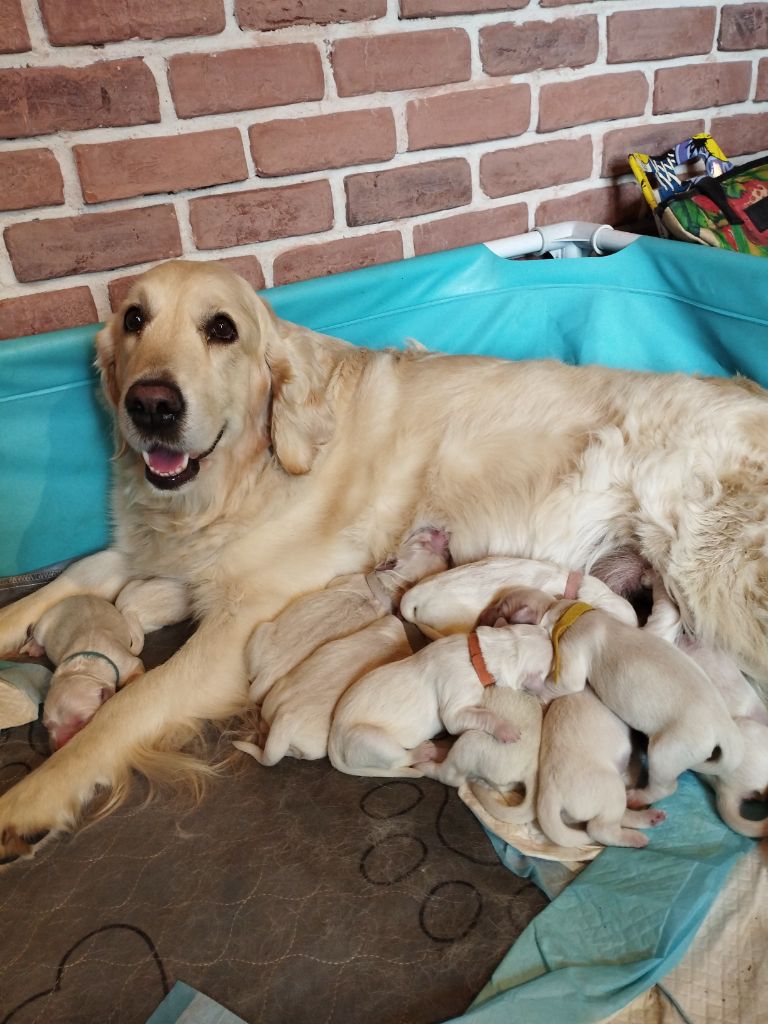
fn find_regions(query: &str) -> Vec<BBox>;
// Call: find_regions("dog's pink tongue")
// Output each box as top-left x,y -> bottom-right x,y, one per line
147,449 -> 187,474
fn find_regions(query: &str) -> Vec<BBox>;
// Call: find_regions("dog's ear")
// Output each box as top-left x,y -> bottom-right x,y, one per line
265,320 -> 341,476
95,320 -> 120,407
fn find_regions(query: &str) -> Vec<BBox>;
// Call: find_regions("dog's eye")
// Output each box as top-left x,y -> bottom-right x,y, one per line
205,314 -> 238,344
123,305 -> 146,333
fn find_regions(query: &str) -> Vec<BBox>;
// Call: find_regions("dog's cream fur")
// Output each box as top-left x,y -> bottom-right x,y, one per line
235,615 -> 412,765
644,577 -> 768,838
400,556 -> 637,639
328,624 -> 553,778
536,687 -> 666,848
499,587 -> 745,808
21,596 -> 145,751
0,258 -> 767,862
247,526 -> 449,703
419,689 -> 543,826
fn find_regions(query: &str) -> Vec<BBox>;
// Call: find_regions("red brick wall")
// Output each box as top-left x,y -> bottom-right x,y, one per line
1,0 -> 767,338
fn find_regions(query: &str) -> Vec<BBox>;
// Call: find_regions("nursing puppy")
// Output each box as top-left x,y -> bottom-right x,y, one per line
400,556 -> 637,641
494,587 -> 744,807
21,596 -> 145,750
234,616 -> 412,765
416,688 -> 543,826
328,623 -> 552,778
536,686 -> 665,848
644,577 -> 768,837
248,527 -> 449,703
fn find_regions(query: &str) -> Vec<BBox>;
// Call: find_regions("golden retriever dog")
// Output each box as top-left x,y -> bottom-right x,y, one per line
0,258 -> 767,865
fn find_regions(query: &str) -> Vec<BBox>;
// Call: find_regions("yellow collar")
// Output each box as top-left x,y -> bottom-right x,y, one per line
551,602 -> 594,682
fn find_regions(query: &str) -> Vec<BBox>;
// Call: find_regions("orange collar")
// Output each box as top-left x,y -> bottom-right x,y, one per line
551,602 -> 594,682
468,631 -> 495,687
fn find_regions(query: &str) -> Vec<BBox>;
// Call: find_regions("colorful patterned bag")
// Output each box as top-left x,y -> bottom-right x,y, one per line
630,134 -> 768,256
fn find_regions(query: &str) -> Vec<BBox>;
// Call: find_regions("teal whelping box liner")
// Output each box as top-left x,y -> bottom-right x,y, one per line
2,234 -> 768,578
146,981 -> 248,1024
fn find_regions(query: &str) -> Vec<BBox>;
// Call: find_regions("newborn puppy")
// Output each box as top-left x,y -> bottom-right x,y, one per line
644,576 -> 768,838
416,688 -> 543,826
21,595 -> 145,750
496,586 -> 744,808
400,555 -> 636,640
233,616 -> 412,765
248,526 -> 450,703
536,687 -> 665,848
328,623 -> 552,779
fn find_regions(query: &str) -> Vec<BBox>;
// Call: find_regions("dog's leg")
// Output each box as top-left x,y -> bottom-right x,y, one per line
442,704 -> 520,744
0,605 -> 255,865
0,550 -> 131,656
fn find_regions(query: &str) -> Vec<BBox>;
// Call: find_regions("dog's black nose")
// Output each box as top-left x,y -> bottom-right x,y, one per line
125,380 -> 185,434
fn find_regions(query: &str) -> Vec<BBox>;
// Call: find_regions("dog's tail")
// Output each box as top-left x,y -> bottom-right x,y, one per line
469,779 -> 536,825
535,787 -> 593,847
715,785 -> 768,839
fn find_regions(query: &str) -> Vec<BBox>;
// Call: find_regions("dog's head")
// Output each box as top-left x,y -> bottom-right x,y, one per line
96,260 -> 340,493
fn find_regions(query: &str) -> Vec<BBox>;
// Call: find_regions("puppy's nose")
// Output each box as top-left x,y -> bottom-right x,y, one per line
125,380 -> 185,434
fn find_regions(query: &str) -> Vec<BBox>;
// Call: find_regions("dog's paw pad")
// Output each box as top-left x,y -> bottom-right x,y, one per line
648,810 -> 666,827
495,726 -> 520,744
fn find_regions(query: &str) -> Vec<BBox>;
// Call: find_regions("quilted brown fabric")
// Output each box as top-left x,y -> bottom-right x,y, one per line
0,577 -> 546,1024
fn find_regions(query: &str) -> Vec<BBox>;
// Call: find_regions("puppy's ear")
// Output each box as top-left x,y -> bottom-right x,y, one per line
95,320 -> 120,407
265,320 -> 341,476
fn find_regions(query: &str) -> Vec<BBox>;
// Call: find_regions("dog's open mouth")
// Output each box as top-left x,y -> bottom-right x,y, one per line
141,426 -> 225,491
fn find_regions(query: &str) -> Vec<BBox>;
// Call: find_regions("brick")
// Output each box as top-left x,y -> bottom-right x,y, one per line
538,72 -> 648,133
39,0 -> 224,46
74,129 -> 247,204
5,205 -> 181,283
480,138 -> 592,199
401,1 -> 528,14
607,8 -> 716,63
169,45 -> 324,119
0,149 -> 64,211
654,62 -> 751,116
273,232 -> 403,286
710,113 -> 768,158
250,109 -> 396,177
108,255 -> 265,311
537,183 -> 644,230
190,181 -> 333,250
757,59 -> 768,101
0,0 -> 30,53
0,287 -> 98,341
480,16 -> 597,76
0,60 -> 159,140
407,84 -> 530,151
346,159 -> 471,226
332,29 -> 470,97
236,0 -> 385,30
601,119 -> 705,178
719,4 -> 768,51
413,203 -> 528,256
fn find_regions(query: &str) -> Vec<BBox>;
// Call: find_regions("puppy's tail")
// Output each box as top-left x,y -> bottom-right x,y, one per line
715,785 -> 768,839
469,779 -> 536,826
535,787 -> 592,847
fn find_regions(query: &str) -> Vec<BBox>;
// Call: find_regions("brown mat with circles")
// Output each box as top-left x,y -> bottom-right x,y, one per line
0,575 -> 546,1024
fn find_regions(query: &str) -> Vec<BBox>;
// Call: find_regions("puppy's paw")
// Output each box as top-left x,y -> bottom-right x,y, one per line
647,809 -> 666,827
625,788 -> 650,810
409,740 -> 440,764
